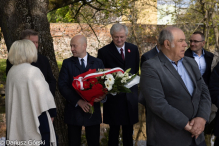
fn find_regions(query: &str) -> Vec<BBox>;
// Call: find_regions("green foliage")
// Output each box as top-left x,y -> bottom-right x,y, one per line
57,60 -> 63,71
0,59 -> 6,84
47,0 -> 135,24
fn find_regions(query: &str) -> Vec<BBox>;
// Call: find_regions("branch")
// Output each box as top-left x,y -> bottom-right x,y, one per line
79,12 -> 101,47
73,3 -> 85,19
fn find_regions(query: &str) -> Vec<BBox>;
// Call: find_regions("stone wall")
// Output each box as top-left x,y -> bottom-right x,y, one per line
0,23 -> 158,59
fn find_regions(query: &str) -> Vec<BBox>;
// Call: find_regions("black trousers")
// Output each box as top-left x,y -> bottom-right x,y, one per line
108,125 -> 133,146
68,124 -> 100,146
214,137 -> 219,146
190,140 -> 207,146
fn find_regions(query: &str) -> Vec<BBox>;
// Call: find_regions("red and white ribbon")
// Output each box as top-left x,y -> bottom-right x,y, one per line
83,67 -> 124,81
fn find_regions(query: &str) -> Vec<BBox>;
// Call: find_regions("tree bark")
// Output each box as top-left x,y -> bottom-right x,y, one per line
0,0 -> 68,145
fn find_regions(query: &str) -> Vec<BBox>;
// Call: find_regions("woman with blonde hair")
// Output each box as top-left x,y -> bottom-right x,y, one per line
6,39 -> 56,146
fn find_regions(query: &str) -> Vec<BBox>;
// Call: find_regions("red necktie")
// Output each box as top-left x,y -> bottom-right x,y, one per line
120,48 -> 124,60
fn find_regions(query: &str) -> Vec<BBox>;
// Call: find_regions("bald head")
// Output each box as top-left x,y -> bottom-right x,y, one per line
70,35 -> 87,58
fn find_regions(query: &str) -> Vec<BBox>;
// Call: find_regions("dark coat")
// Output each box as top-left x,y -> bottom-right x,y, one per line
6,53 -> 57,134
139,46 -> 159,106
140,51 -> 211,146
209,62 -> 219,136
140,46 -> 158,67
97,41 -> 139,125
58,54 -> 104,126
184,48 -> 214,86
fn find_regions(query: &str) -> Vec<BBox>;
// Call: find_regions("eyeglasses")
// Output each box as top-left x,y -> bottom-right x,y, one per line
189,40 -> 204,43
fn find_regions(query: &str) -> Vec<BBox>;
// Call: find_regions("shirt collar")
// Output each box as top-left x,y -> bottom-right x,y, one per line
78,53 -> 88,63
192,49 -> 205,57
164,54 -> 183,66
115,44 -> 125,52
156,46 -> 159,53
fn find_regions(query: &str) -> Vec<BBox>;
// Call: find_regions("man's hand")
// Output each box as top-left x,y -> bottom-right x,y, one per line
189,117 -> 206,139
51,117 -> 54,122
77,99 -> 92,112
94,94 -> 106,102
184,122 -> 192,131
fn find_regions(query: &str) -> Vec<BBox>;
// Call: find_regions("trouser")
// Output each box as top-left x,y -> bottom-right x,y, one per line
108,125 -> 133,146
68,124 -> 100,146
190,139 -> 207,146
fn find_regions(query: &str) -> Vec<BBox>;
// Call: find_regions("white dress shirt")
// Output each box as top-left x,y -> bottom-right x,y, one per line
78,53 -> 88,67
115,44 -> 125,58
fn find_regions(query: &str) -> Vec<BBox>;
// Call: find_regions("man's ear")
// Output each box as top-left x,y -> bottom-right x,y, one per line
164,40 -> 171,50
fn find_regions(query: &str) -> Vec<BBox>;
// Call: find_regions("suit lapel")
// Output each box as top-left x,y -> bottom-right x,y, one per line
182,59 -> 197,97
125,42 -> 132,67
86,54 -> 94,72
159,51 -> 191,96
72,57 -> 82,73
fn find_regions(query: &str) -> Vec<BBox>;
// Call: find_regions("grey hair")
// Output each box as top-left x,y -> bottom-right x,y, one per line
110,23 -> 128,36
158,28 -> 174,46
8,39 -> 37,65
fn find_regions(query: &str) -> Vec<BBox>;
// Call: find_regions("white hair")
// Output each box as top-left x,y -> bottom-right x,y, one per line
110,23 -> 128,36
8,39 -> 37,65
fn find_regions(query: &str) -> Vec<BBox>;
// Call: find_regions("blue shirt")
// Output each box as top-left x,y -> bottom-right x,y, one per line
192,49 -> 206,76
166,57 -> 194,96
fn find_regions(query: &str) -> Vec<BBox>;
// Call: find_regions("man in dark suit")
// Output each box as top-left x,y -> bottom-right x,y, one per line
209,63 -> 219,146
5,29 -> 57,146
140,27 -> 211,146
97,23 -> 139,146
58,35 -> 105,146
185,31 -> 214,86
139,44 -> 160,106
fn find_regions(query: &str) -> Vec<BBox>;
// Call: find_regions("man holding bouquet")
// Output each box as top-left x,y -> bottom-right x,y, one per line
97,23 -> 140,146
58,35 -> 105,146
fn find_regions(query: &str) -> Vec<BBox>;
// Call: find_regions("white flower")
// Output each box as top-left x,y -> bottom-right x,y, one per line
101,75 -> 105,79
105,74 -> 115,85
105,81 -> 112,91
121,78 -> 127,83
116,71 -> 124,78
124,72 -> 129,77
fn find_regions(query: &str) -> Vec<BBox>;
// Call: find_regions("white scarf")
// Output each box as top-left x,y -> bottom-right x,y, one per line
6,63 -> 56,146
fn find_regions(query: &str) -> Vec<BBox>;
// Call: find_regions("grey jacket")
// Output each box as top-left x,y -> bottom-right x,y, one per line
140,51 -> 211,146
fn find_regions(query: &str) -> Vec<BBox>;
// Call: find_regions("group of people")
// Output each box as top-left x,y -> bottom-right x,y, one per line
4,23 -> 219,146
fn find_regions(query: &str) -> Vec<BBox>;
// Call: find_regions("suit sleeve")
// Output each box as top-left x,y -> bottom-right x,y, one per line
44,57 -> 56,97
97,49 -> 105,66
196,77 -> 211,122
135,46 -> 140,74
140,62 -> 189,130
58,60 -> 81,106
209,63 -> 219,108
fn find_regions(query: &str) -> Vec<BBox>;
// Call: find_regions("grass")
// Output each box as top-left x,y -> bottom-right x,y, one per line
0,59 -> 6,84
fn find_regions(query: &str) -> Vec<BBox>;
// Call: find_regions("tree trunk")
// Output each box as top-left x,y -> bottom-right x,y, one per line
0,0 -> 68,145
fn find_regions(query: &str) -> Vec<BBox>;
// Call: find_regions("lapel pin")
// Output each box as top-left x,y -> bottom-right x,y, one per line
128,49 -> 131,53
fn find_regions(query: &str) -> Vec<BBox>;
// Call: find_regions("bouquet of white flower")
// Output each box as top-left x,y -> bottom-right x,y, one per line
97,68 -> 139,96
72,67 -> 139,113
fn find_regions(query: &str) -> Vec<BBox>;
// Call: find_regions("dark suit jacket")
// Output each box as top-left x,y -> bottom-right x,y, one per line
97,41 -> 139,125
140,46 -> 158,67
209,62 -> 219,136
58,53 -> 104,126
140,51 -> 211,146
6,53 -> 57,134
139,46 -> 158,106
185,48 -> 214,86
